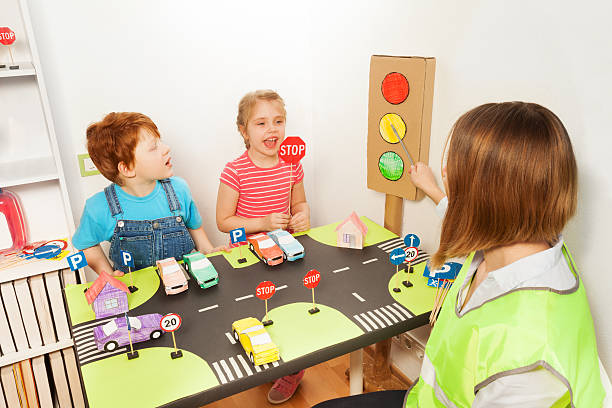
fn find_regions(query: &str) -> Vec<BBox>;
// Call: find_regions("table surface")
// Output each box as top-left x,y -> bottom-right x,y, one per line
64,217 -> 437,408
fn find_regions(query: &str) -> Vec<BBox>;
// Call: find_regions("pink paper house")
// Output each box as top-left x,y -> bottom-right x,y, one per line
84,271 -> 129,319
335,212 -> 368,249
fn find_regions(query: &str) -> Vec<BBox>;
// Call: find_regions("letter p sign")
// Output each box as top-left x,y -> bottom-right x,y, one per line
230,227 -> 246,245
67,251 -> 88,271
121,250 -> 134,267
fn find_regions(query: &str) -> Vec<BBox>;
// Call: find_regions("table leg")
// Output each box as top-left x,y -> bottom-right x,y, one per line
349,349 -> 363,395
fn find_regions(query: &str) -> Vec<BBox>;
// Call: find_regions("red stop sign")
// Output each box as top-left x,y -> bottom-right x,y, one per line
303,269 -> 321,289
255,281 -> 276,300
279,136 -> 306,164
0,28 -> 16,46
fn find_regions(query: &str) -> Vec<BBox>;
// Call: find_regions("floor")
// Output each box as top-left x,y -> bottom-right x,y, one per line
203,354 -> 351,408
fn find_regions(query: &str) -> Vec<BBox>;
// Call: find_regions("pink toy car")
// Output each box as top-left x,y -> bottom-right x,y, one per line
156,257 -> 188,295
93,313 -> 163,352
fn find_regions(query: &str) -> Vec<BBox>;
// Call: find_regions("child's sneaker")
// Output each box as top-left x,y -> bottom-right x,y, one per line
267,370 -> 305,404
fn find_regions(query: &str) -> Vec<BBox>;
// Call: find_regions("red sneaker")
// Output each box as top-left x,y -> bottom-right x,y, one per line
267,370 -> 305,404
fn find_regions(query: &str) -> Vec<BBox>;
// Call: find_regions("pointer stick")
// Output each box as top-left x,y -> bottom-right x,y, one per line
390,123 -> 415,166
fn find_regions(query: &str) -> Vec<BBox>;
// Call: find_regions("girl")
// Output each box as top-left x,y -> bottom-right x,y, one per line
216,90 -> 310,404
315,102 -> 605,407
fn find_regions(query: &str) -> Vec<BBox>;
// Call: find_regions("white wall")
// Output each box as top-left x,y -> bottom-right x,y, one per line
27,0 -> 612,372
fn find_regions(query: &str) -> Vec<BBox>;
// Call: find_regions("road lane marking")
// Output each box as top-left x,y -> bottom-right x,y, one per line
368,311 -> 385,328
237,354 -> 253,375
354,315 -> 371,331
213,362 -> 227,384
381,307 -> 399,323
229,357 -> 244,378
352,292 -> 365,302
225,332 -> 236,344
375,309 -> 393,326
79,347 -> 126,365
276,285 -> 288,290
379,238 -> 402,250
360,313 -> 378,329
254,364 -> 261,372
272,361 -> 279,367
386,305 -> 406,321
198,304 -> 219,312
362,258 -> 378,264
333,267 -> 350,273
235,294 -> 254,301
392,303 -> 414,319
262,363 -> 270,369
220,359 -> 235,381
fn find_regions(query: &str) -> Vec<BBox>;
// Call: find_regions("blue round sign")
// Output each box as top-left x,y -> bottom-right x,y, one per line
389,248 -> 406,265
33,244 -> 62,259
403,233 -> 420,248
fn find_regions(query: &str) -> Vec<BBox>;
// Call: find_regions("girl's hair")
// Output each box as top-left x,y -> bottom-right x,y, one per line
236,90 -> 286,148
431,102 -> 577,269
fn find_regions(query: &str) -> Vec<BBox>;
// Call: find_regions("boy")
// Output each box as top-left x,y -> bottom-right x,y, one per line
73,112 -> 224,276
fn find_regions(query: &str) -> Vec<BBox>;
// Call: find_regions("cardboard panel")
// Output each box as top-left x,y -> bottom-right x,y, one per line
367,55 -> 436,200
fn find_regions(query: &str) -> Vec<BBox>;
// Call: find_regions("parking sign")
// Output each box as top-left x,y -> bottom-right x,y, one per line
230,227 -> 247,245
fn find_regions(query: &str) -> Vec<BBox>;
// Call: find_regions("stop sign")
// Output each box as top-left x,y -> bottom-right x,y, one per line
279,136 -> 306,164
0,28 -> 16,46
303,269 -> 321,289
255,281 -> 276,300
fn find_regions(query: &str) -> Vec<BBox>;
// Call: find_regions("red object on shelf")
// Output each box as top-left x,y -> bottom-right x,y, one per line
0,188 -> 28,255
0,27 -> 16,46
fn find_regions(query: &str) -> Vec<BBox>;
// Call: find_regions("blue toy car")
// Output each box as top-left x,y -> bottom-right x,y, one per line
267,229 -> 305,261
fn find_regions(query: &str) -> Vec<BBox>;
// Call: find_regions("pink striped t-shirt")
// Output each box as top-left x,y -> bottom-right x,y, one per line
220,151 -> 304,218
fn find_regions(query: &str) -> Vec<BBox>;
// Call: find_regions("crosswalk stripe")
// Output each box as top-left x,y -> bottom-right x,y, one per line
225,332 -> 236,344
392,303 -> 414,319
220,359 -> 235,381
380,307 -> 399,323
375,309 -> 393,326
360,313 -> 378,329
385,305 -> 405,321
73,332 -> 94,342
79,347 -> 125,364
77,344 -> 97,354
237,355 -> 253,376
354,315 -> 371,331
384,242 -> 406,252
78,348 -> 104,360
368,311 -> 385,328
229,357 -> 243,378
262,363 -> 270,369
272,361 -> 279,367
379,238 -> 402,250
352,292 -> 365,302
75,338 -> 95,347
212,362 -> 228,384
73,317 -> 115,331
254,363 -> 261,372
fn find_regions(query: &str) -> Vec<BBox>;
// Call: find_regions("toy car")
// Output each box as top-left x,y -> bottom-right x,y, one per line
183,252 -> 218,289
231,317 -> 279,366
156,257 -> 188,295
93,313 -> 163,352
267,229 -> 305,261
247,233 -> 284,266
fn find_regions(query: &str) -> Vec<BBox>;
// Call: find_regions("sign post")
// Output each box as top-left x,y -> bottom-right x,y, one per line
125,313 -> 139,360
160,313 -> 183,359
255,281 -> 276,326
230,227 -> 247,263
121,250 -> 138,293
389,248 -> 406,293
303,269 -> 321,314
279,137 -> 306,215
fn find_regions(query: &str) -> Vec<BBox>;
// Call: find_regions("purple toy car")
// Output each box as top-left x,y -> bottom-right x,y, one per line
93,313 -> 164,352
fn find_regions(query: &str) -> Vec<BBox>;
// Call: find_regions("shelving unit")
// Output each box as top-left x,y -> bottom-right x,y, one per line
1,0 -> 86,407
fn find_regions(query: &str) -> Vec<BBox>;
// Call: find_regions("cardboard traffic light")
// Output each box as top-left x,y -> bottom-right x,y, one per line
367,55 -> 436,200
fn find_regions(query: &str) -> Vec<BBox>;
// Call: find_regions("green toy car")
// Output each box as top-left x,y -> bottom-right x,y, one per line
183,252 -> 219,289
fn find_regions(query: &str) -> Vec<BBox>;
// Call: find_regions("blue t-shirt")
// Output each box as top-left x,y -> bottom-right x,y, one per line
72,177 -> 202,250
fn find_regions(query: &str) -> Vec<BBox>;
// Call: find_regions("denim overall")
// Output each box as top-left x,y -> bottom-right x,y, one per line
105,179 -> 195,273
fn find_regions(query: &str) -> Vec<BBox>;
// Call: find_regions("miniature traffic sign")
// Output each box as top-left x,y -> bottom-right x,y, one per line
279,137 -> 306,214
389,247 -> 406,292
125,313 -> 139,360
67,251 -> 87,271
0,27 -> 18,69
255,281 -> 276,326
303,269 -> 321,314
402,246 -> 418,288
230,227 -> 247,263
121,250 -> 138,293
161,313 -> 183,359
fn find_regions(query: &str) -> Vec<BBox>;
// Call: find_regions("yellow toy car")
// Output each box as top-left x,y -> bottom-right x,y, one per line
231,317 -> 279,366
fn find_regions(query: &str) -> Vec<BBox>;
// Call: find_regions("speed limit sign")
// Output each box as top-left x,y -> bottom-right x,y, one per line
160,313 -> 182,332
404,246 -> 418,262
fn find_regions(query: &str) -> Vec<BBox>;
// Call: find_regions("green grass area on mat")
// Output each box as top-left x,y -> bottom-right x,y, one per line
307,216 -> 397,248
221,245 -> 259,268
81,347 -> 218,408
388,262 -> 435,316
264,302 -> 363,362
65,267 -> 160,325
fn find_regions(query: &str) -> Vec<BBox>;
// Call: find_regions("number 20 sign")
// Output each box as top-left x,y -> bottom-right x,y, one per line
160,313 -> 182,332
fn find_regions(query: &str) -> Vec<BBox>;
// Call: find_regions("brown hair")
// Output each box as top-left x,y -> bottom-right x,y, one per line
431,102 -> 577,269
236,90 -> 286,148
86,112 -> 160,185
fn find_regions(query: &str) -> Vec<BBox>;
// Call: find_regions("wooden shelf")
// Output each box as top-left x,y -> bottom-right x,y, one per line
0,256 -> 69,284
0,339 -> 73,368
0,62 -> 35,78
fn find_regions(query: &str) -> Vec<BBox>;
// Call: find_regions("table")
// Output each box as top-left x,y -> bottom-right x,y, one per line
64,217 -> 435,407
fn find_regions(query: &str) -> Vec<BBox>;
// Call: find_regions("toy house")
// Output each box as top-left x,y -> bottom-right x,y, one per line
85,271 -> 130,318
335,212 -> 368,249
